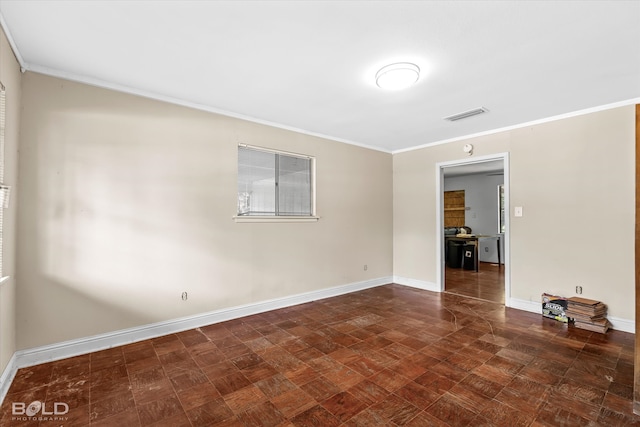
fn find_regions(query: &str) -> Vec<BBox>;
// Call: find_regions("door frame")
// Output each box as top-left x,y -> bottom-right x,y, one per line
633,104 -> 639,415
435,152 -> 511,305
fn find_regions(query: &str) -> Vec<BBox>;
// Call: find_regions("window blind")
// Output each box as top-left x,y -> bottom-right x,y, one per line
0,83 -> 5,277
237,145 -> 313,217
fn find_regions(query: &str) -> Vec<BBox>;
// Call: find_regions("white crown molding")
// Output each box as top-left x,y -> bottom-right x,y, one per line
392,97 -> 640,155
0,12 -> 26,70
2,10 -> 388,154
22,62 -> 392,155
2,11 -> 638,156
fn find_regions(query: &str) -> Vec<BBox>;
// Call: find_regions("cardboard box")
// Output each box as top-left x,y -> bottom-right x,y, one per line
542,293 -> 568,323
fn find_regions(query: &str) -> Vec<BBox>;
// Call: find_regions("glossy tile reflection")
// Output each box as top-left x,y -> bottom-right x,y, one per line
445,262 -> 505,304
1,284 -> 637,426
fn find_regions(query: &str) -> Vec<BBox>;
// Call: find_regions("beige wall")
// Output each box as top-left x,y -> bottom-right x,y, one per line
394,106 -> 635,321
9,63 -> 637,353
0,28 -> 21,373
16,73 -> 393,349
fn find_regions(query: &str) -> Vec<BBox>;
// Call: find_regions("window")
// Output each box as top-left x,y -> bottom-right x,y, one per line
0,83 -> 6,280
443,190 -> 465,228
236,145 -> 316,221
0,83 -> 6,279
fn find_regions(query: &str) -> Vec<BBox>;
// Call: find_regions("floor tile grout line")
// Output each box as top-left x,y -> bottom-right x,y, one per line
3,284 -> 639,426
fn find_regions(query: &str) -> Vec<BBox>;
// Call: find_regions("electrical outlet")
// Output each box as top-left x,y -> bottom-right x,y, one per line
181,292 -> 188,301
575,286 -> 582,295
484,247 -> 489,252
364,265 -> 368,271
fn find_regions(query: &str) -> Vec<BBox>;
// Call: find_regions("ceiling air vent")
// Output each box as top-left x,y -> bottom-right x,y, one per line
444,107 -> 488,122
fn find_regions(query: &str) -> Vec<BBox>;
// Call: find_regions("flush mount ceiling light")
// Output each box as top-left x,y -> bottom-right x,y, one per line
375,62 -> 420,90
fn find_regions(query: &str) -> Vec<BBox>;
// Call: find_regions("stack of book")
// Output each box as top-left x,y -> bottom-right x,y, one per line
566,297 -> 610,333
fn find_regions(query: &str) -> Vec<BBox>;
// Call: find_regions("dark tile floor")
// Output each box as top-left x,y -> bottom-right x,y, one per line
445,263 -> 505,305
1,284 -> 638,426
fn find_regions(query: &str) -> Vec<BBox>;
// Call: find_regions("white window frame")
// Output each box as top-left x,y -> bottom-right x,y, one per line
0,82 -> 8,283
233,144 -> 318,223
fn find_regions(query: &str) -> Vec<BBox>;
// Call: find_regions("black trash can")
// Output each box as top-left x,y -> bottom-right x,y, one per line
463,243 -> 476,270
447,241 -> 463,268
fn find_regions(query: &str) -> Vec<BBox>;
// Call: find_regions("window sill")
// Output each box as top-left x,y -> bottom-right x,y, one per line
233,216 -> 320,223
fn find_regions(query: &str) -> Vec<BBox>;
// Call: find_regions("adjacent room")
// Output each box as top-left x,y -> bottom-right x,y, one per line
442,160 -> 505,304
0,1 -> 639,426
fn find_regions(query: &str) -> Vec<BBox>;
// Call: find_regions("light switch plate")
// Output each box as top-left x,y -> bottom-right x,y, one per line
514,206 -> 523,217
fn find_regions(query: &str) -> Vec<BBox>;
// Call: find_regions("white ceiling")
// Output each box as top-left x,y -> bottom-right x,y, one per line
1,1 -> 639,153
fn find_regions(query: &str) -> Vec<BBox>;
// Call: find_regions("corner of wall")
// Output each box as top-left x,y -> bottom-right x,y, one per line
0,22 -> 21,387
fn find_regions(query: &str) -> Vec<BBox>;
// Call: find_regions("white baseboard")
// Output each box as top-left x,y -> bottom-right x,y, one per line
0,276 -> 391,405
509,298 -> 634,334
393,276 -> 440,292
508,298 -> 542,314
0,353 -> 17,406
608,316 -> 635,334
1,278 -> 633,404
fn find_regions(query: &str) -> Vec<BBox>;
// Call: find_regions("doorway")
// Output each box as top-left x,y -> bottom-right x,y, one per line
436,153 -> 510,305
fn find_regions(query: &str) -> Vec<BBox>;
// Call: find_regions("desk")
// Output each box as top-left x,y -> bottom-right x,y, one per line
445,234 -> 502,272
